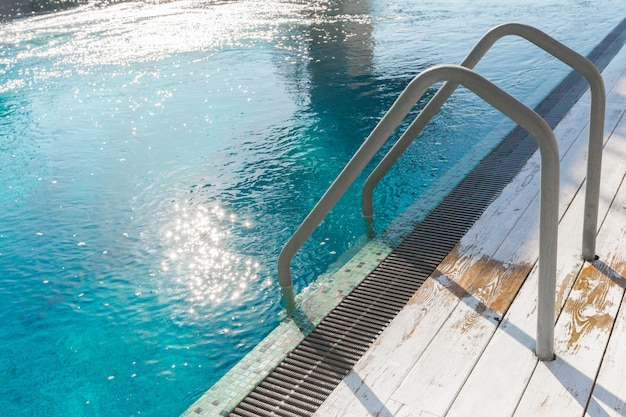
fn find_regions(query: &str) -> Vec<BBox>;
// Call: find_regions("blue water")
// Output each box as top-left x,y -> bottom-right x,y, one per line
0,0 -> 623,415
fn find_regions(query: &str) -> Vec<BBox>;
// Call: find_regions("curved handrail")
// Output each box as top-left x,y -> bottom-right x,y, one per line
278,64 -> 560,360
361,22 -> 604,261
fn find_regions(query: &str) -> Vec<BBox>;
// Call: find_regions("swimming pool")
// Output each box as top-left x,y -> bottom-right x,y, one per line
0,1 -> 624,416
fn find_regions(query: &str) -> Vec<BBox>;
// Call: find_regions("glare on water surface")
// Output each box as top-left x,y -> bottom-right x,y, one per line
161,203 -> 262,307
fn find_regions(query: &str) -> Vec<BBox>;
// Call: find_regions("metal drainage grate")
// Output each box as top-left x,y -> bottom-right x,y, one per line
228,18 -> 626,417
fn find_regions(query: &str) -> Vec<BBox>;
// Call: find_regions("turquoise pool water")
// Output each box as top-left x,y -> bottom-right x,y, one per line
0,1 -> 624,416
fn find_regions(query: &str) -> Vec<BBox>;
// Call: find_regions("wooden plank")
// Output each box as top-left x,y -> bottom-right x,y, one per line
445,85 -> 626,417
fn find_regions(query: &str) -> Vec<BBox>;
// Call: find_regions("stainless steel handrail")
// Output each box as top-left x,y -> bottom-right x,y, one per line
278,64 -> 560,361
362,22 -> 605,262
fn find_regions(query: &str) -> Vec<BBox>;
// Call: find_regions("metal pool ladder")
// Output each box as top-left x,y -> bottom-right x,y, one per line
277,23 -> 605,362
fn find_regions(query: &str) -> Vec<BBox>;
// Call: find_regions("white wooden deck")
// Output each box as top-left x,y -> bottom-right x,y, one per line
313,43 -> 626,417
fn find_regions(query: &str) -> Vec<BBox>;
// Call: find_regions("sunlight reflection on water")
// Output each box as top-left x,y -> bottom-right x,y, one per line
160,203 -> 261,307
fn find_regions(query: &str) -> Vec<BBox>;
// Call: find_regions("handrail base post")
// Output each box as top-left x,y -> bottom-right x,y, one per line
364,216 -> 375,240
281,285 -> 297,315
536,350 -> 556,362
582,251 -> 599,262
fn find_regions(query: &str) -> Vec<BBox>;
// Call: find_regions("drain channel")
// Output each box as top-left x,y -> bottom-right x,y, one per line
228,18 -> 626,417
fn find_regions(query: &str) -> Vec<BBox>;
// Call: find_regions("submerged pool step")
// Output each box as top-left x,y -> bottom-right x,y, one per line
226,19 -> 626,417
